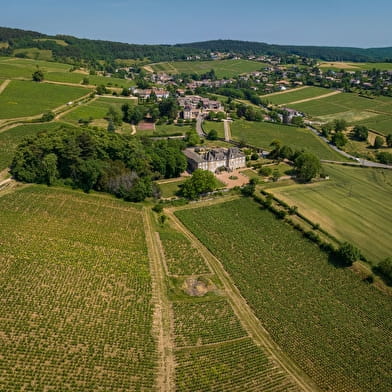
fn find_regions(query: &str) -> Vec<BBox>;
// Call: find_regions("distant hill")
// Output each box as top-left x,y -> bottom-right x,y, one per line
1,26 -> 392,63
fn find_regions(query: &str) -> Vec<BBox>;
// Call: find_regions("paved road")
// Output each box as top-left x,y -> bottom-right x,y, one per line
306,125 -> 392,169
196,114 -> 206,137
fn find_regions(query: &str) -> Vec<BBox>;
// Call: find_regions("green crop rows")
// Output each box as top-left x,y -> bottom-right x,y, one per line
159,230 -> 210,275
0,186 -> 157,391
175,198 -> 392,392
175,338 -> 299,392
265,87 -> 332,105
0,80 -> 89,119
172,299 -> 247,347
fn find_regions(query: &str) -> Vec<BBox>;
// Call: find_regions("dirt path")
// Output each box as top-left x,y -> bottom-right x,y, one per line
131,125 -> 136,135
0,79 -> 10,94
280,90 -> 341,106
55,95 -> 97,121
262,86 -> 310,98
142,209 -> 175,392
223,119 -> 231,141
143,65 -> 154,73
165,206 -> 322,392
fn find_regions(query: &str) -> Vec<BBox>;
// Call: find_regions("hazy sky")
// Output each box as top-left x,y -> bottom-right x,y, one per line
1,0 -> 391,47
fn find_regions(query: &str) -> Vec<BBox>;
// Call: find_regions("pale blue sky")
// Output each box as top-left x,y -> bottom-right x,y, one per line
1,0 -> 391,47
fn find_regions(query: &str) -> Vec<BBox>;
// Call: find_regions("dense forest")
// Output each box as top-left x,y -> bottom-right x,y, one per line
1,26 -> 392,63
11,126 -> 187,201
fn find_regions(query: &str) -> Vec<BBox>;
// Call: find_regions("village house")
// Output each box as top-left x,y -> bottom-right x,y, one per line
183,147 -> 246,173
130,88 -> 170,100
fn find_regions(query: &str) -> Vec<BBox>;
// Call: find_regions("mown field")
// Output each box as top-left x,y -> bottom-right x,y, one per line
61,96 -> 135,125
0,57 -> 71,79
156,215 -> 300,391
203,120 -> 225,138
0,56 -> 135,88
0,80 -> 89,118
230,119 -> 347,160
0,122 -> 78,171
149,59 -> 264,78
175,198 -> 392,392
270,164 -> 392,261
265,87 -> 333,105
290,93 -> 392,122
319,61 -> 392,71
157,178 -> 187,199
356,113 -> 392,136
0,186 -> 158,391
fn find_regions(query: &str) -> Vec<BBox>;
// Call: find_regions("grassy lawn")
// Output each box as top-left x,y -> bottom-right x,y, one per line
203,120 -> 225,138
270,164 -> 392,262
136,123 -> 193,137
0,186 -> 157,391
149,59 -> 265,78
176,198 -> 392,392
0,80 -> 89,119
265,86 -> 333,105
61,97 -> 134,125
230,119 -> 347,160
0,122 -> 79,171
158,178 -> 187,198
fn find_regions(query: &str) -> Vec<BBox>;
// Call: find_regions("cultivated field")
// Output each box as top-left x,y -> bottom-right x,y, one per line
13,47 -> 53,61
175,198 -> 392,392
230,119 -> 347,160
149,59 -> 265,78
0,80 -> 89,119
0,122 -> 78,171
270,164 -> 392,261
265,87 -> 334,106
154,213 -> 301,391
290,93 -> 392,122
0,57 -> 71,79
0,186 -> 158,391
319,61 -> 392,71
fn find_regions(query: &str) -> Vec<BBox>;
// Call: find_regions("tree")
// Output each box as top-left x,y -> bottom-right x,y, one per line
185,130 -> 200,146
96,85 -> 108,95
295,152 -> 321,182
291,116 -> 305,127
82,77 -> 90,85
32,70 -> 44,82
180,169 -> 217,199
377,151 -> 392,164
337,242 -> 360,266
353,125 -> 369,141
373,135 -> 384,149
377,257 -> 392,285
41,111 -> 55,122
207,129 -> 218,140
106,106 -> 122,126
41,153 -> 58,185
334,119 -> 347,132
107,119 -> 116,132
332,131 -> 348,148
386,134 -> 392,148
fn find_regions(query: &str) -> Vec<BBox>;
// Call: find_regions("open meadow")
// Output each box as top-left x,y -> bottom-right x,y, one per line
230,119 -> 347,160
0,186 -> 158,391
269,164 -> 392,262
148,59 -> 265,78
319,61 -> 392,71
265,86 -> 334,106
0,80 -> 89,119
175,197 -> 392,392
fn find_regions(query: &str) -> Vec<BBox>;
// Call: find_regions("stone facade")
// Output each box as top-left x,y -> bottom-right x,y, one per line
184,147 -> 246,173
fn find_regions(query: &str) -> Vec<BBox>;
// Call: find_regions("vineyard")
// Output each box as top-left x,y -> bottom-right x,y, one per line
175,198 -> 392,392
0,186 -> 158,391
153,213 -> 301,391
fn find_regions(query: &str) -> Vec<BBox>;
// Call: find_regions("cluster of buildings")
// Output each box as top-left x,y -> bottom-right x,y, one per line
184,147 -> 246,173
178,95 -> 223,120
130,87 -> 170,100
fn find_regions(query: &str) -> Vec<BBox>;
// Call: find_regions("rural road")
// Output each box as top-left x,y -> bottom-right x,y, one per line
223,119 -> 232,141
307,125 -> 392,169
196,114 -> 206,137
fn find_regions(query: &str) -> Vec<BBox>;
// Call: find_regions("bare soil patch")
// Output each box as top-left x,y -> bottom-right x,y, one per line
183,277 -> 215,297
216,169 -> 249,188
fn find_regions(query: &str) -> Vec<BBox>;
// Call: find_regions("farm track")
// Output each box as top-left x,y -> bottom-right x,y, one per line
0,79 -> 10,94
165,205 -> 322,392
143,209 -> 175,392
261,86 -> 310,97
223,119 -> 232,141
279,90 -> 341,106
